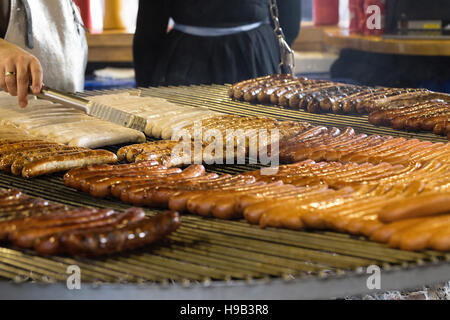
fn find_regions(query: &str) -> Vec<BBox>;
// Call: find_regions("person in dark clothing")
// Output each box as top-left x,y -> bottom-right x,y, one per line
331,49 -> 450,93
133,0 -> 301,87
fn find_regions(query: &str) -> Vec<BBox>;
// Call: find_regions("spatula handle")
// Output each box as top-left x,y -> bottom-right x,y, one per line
33,86 -> 91,114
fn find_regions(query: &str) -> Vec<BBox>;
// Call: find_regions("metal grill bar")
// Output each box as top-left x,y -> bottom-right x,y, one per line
0,86 -> 448,288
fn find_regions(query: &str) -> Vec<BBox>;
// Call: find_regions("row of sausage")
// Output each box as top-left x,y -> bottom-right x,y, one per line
63,160 -> 450,252
229,75 -> 450,140
0,188 -> 180,256
277,126 -> 450,165
369,100 -> 450,139
116,125 -> 449,169
0,126 -> 118,178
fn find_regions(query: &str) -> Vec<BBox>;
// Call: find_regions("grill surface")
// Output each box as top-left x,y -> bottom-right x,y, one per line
0,85 -> 448,299
140,85 -> 448,143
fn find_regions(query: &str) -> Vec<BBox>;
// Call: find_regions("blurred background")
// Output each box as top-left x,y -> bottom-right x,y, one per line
79,0 -> 450,93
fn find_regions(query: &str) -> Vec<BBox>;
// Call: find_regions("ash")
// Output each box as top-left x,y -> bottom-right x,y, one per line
345,282 -> 450,300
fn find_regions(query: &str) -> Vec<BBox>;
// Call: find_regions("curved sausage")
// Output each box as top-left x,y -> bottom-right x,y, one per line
392,216 -> 450,251
428,226 -> 450,251
21,150 -> 118,178
229,75 -> 277,98
12,209 -> 123,248
57,211 -> 181,256
378,192 -> 450,223
64,161 -> 164,188
10,148 -> 88,175
33,207 -> 147,255
243,76 -> 296,103
421,115 -> 450,131
257,80 -> 303,104
0,208 -> 109,241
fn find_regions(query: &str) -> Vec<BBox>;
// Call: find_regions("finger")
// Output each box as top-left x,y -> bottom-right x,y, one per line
0,66 -> 6,92
16,62 -> 30,108
4,61 -> 17,96
29,58 -> 43,95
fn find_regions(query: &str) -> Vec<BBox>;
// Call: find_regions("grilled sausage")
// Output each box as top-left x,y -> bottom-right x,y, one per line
11,209 -> 123,248
55,211 -> 181,256
0,141 -> 59,154
86,168 -> 206,198
421,115 -> 450,131
64,161 -> 165,187
390,106 -> 450,130
378,192 -> 450,223
10,148 -> 89,175
433,121 -> 450,135
71,167 -> 172,192
233,74 -> 293,100
0,198 -> 49,213
428,225 -> 450,251
243,77 -> 297,103
21,150 -> 118,178
364,90 -> 437,113
182,182 -> 273,217
32,207 -> 147,255
358,89 -> 422,113
257,80 -> 304,104
0,189 -> 23,203
126,175 -> 255,207
368,102 -> 433,126
389,215 -> 450,251
112,173 -> 223,202
0,207 -> 101,241
339,88 -> 381,113
228,75 -> 277,98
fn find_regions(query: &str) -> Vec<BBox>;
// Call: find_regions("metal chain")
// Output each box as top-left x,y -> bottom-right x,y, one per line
269,0 -> 295,75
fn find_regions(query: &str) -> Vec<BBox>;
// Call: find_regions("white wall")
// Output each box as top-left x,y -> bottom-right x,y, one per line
339,0 -> 350,28
121,0 -> 139,32
90,0 -> 139,33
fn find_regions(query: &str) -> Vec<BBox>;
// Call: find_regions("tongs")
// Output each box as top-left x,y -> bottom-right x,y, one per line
31,86 -> 147,131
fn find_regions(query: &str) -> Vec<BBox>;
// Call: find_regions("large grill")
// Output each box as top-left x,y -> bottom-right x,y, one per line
0,85 -> 448,299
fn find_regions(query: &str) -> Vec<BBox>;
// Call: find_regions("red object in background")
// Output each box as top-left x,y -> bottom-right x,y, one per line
313,0 -> 340,26
349,0 -> 365,34
363,0 -> 386,36
73,0 -> 92,31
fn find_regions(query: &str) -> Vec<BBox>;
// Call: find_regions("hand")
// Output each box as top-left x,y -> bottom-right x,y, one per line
0,38 -> 43,107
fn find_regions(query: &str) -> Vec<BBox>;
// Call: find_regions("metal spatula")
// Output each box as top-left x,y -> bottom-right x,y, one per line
33,86 -> 147,132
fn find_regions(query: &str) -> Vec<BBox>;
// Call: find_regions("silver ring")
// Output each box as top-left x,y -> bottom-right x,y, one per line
5,71 -> 16,77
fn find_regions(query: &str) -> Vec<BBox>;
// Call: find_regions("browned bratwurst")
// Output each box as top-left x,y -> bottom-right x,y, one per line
64,161 -> 166,188
233,74 -> 294,100
243,76 -> 298,103
32,207 -> 147,255
21,150 -> 118,178
228,75 -> 277,98
39,211 -> 181,256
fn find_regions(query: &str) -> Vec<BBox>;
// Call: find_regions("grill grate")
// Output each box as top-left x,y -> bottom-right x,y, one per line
0,85 -> 448,289
139,84 -> 448,143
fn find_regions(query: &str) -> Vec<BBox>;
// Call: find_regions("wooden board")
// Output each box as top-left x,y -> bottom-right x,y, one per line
86,30 -> 133,62
323,27 -> 450,56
